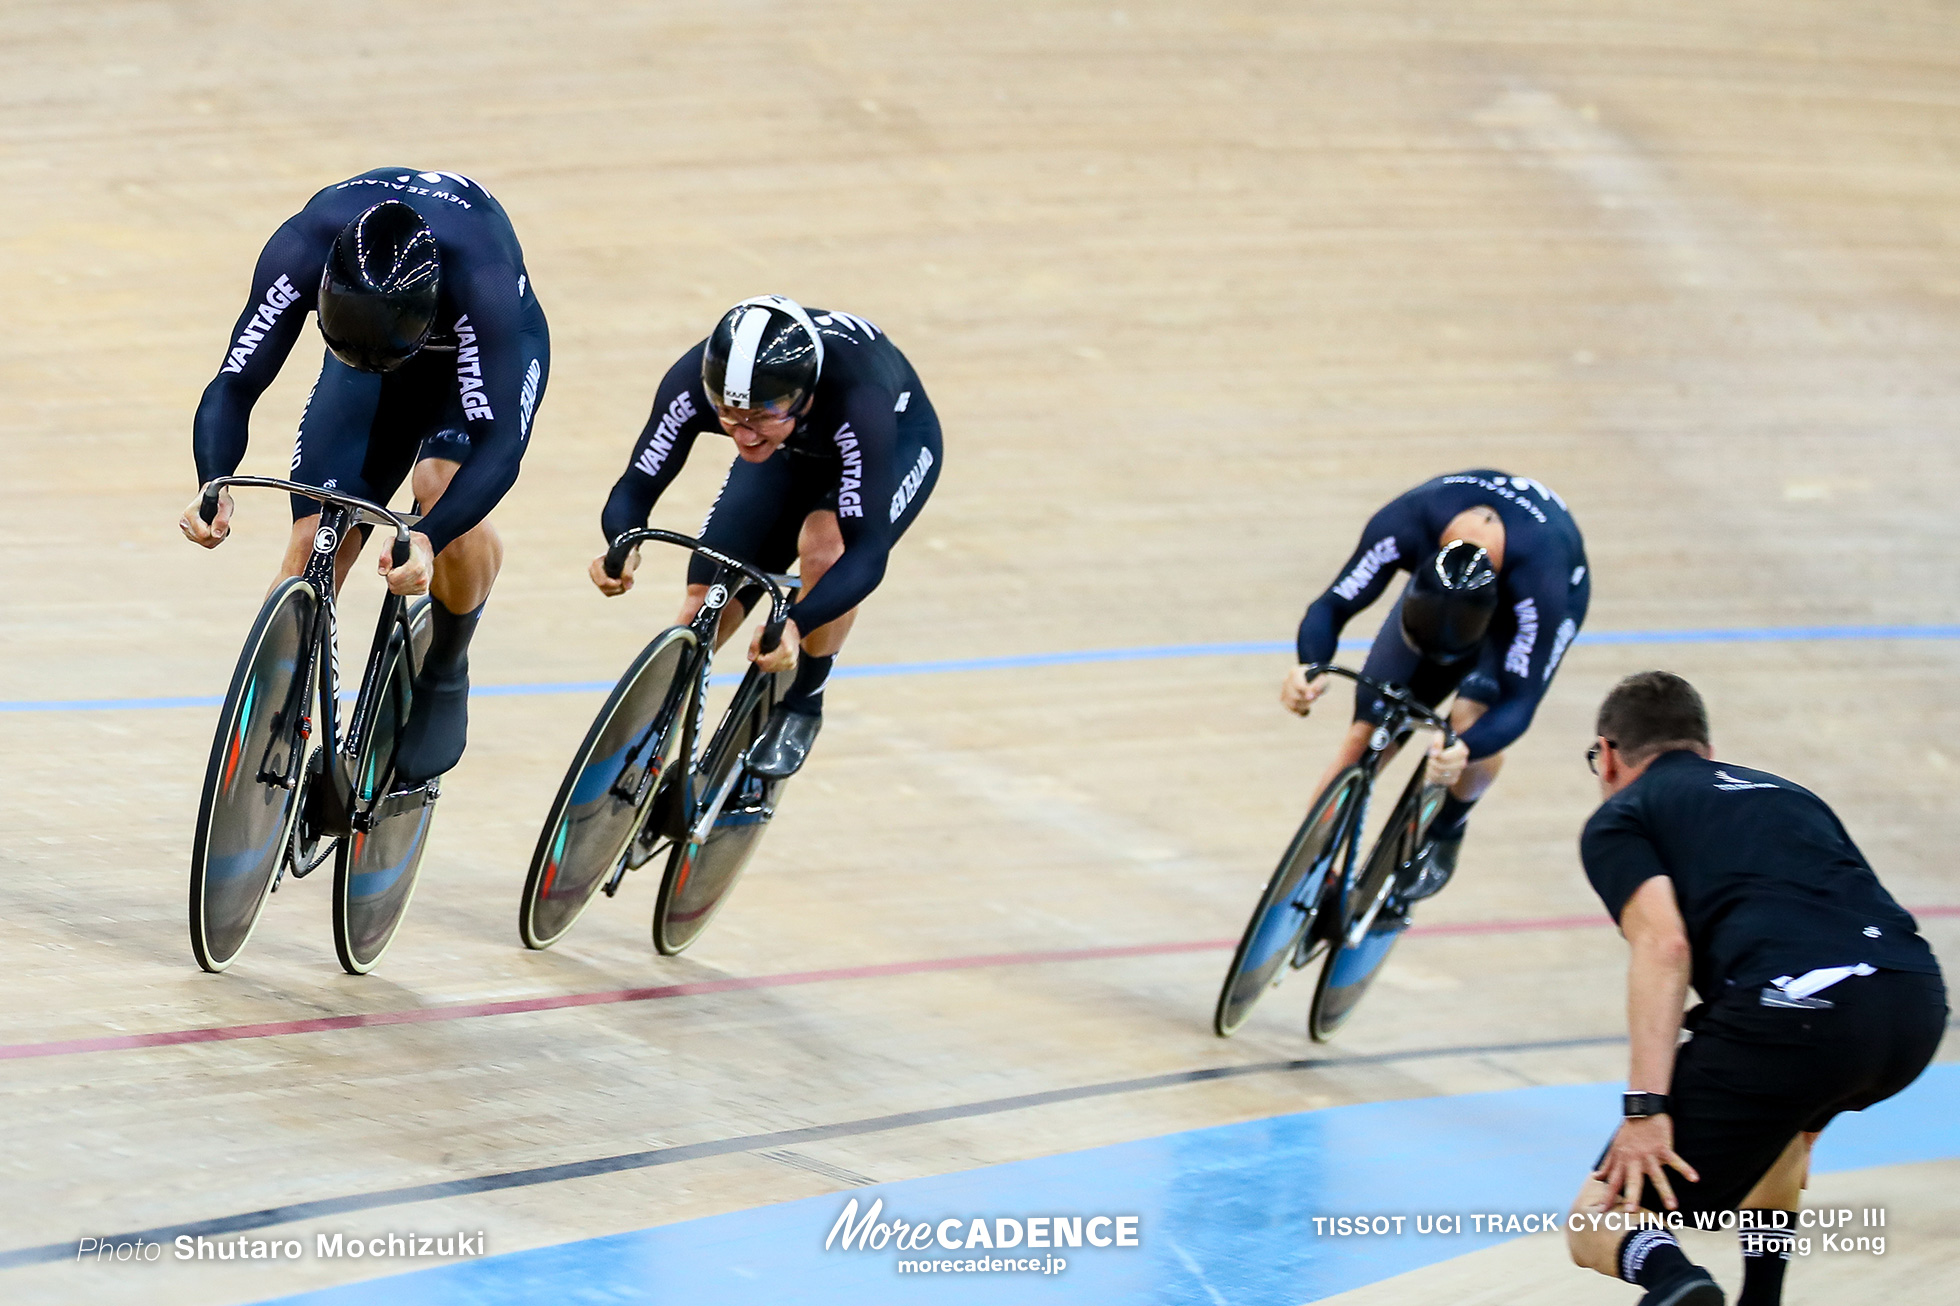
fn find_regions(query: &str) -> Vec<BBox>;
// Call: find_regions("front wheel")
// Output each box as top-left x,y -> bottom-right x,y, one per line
1213,768 -> 1364,1037
332,599 -> 436,974
1306,776 -> 1446,1041
652,670 -> 783,956
189,578 -> 318,973
518,627 -> 696,950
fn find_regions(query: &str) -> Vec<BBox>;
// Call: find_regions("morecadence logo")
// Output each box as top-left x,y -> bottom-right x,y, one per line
825,1198 -> 1140,1275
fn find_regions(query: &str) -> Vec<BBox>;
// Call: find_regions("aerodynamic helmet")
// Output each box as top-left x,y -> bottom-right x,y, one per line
316,200 -> 441,373
1400,539 -> 1500,664
701,295 -> 825,416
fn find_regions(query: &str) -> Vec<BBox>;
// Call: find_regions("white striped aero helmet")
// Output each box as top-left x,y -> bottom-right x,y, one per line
701,295 -> 825,417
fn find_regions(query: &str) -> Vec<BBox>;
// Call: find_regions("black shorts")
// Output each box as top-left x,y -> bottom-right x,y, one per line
1600,968 -> 1947,1213
684,393 -> 942,588
287,298 -> 551,521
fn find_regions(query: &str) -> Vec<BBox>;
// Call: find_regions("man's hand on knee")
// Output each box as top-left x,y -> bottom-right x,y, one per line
379,531 -> 436,596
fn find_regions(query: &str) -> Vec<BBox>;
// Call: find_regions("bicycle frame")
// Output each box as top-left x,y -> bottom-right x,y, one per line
199,476 -> 429,850
595,527 -> 796,896
1298,663 -> 1458,945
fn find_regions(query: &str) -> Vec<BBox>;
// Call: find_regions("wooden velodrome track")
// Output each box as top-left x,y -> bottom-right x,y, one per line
3,2 -> 1957,1302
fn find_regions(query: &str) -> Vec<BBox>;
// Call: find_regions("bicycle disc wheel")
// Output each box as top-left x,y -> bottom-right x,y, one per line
652,671 -> 783,956
1213,768 -> 1364,1036
519,627 -> 696,949
1306,779 -> 1442,1041
332,599 -> 436,974
189,578 -> 318,973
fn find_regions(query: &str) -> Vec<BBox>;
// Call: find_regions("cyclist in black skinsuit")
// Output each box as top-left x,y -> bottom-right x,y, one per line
178,167 -> 549,784
1282,470 -> 1590,893
593,296 -> 941,778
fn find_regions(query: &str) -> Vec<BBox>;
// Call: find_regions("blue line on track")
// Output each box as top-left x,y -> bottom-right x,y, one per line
259,1064 -> 1960,1306
6,624 -> 1957,714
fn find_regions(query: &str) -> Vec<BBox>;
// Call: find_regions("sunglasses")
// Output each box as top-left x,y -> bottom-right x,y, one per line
1585,739 -> 1618,775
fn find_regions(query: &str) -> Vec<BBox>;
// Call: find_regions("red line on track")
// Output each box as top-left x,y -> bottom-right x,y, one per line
6,907 -> 1952,1062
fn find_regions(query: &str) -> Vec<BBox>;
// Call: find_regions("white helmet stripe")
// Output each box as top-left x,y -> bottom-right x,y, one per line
721,307 -> 772,408
733,293 -> 825,383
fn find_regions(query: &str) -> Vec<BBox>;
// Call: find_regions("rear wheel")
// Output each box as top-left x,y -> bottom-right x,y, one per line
518,627 -> 696,949
1307,776 -> 1447,1041
189,578 -> 317,973
1213,768 -> 1364,1036
652,670 -> 783,956
331,599 -> 436,974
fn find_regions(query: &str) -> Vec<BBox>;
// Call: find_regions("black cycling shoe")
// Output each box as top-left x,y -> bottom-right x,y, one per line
394,671 -> 469,783
747,706 -> 821,780
1639,1271 -> 1724,1306
1401,832 -> 1462,902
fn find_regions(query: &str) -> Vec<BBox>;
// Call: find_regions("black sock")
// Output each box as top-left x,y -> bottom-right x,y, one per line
421,600 -> 483,685
1619,1228 -> 1696,1290
781,653 -> 834,715
1738,1216 -> 1795,1306
1430,793 -> 1478,842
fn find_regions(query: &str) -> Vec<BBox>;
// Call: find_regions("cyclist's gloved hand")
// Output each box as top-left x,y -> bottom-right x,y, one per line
179,489 -> 233,548
588,547 -> 639,597
750,616 -> 800,676
1425,736 -> 1470,790
1279,665 -> 1329,717
379,530 -> 436,597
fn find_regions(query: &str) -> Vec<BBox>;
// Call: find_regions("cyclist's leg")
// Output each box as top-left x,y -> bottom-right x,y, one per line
392,318 -> 548,782
684,453 -> 803,645
780,394 -> 941,713
1309,591 -> 1466,797
1427,567 -> 1588,866
282,358 -> 400,593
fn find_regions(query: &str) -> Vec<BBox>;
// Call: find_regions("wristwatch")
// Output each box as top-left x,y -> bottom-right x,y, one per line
1623,1092 -> 1671,1119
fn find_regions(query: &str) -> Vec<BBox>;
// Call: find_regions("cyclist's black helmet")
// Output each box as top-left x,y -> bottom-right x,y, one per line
317,201 -> 441,373
1400,539 -> 1500,664
702,295 -> 824,415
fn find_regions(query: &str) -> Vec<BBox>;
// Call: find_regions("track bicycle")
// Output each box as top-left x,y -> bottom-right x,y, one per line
1213,664 -> 1457,1041
519,528 -> 799,956
188,476 -> 438,975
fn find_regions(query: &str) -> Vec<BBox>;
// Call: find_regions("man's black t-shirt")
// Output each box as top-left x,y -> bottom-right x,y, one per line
1581,751 -> 1940,1002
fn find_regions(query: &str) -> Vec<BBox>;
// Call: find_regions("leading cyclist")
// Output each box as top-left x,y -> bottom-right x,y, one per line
1283,471 -> 1590,896
177,168 -> 548,784
592,296 -> 942,779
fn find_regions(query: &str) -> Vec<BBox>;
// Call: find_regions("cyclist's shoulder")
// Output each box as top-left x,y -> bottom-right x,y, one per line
306,169 -> 519,250
810,310 -> 913,387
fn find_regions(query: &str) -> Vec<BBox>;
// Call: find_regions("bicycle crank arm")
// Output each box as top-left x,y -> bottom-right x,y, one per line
351,779 -> 440,832
686,761 -> 753,847
1345,872 -> 1400,949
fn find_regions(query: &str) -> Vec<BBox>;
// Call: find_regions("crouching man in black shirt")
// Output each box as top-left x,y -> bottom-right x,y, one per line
1565,672 -> 1945,1306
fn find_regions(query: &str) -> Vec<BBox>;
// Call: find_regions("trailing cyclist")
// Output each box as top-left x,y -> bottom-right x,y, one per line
591,296 -> 942,779
1282,471 -> 1589,897
178,168 -> 549,785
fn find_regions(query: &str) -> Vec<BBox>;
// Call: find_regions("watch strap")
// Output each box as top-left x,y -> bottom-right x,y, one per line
1623,1091 -> 1671,1119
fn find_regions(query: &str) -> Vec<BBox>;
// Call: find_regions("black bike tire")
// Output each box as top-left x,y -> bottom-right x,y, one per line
1212,767 -> 1366,1037
517,626 -> 698,950
651,670 -> 782,957
331,598 -> 436,974
1305,775 -> 1446,1042
188,578 -> 318,974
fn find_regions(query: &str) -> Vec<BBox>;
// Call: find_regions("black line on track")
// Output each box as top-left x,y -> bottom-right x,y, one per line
0,1032 -> 1625,1268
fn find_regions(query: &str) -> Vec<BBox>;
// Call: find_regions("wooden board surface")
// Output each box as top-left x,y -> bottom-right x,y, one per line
2,2 -> 1955,1302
